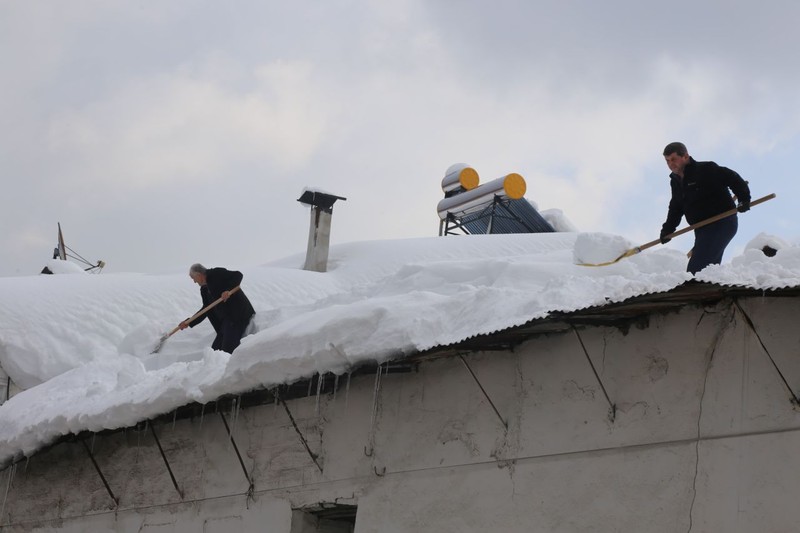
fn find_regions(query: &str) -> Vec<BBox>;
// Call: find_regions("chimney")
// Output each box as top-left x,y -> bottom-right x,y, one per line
297,190 -> 347,272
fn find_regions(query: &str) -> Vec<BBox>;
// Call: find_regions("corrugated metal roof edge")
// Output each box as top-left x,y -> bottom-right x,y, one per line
10,281 -> 798,469
410,281 -> 800,361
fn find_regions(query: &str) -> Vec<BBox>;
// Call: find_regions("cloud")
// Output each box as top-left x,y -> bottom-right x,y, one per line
1,0 -> 799,277
44,59 -> 330,190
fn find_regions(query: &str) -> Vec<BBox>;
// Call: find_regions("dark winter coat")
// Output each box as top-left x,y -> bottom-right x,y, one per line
188,267 -> 255,332
661,157 -> 751,236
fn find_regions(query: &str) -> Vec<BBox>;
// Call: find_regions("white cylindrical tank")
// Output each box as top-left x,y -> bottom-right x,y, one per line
437,173 -> 526,219
441,163 -> 480,193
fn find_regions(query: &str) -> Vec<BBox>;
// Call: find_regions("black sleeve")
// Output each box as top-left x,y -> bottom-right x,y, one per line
188,287 -> 211,328
661,180 -> 684,236
719,166 -> 750,205
186,268 -> 245,328
217,268 -> 244,290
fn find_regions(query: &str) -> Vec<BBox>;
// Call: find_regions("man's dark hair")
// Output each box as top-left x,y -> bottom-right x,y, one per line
189,263 -> 207,275
663,142 -> 688,157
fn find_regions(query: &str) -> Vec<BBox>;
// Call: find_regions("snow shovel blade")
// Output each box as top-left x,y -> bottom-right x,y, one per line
577,193 -> 776,267
578,246 -> 643,267
151,327 -> 179,354
150,286 -> 241,354
151,336 -> 168,354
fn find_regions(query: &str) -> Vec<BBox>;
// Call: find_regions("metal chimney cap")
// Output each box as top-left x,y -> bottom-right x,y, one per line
297,190 -> 347,211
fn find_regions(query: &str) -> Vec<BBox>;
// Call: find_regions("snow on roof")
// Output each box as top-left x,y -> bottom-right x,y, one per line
42,258 -> 88,275
1,232 -> 799,466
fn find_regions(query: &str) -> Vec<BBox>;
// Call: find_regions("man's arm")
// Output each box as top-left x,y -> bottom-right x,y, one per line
719,166 -> 751,211
218,269 -> 243,294
181,287 -> 211,329
206,268 -> 244,302
660,181 -> 684,242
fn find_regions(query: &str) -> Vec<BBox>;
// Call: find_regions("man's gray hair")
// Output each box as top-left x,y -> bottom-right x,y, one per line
189,263 -> 207,275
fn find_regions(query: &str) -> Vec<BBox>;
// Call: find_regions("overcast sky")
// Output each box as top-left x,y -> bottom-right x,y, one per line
2,0 -> 799,277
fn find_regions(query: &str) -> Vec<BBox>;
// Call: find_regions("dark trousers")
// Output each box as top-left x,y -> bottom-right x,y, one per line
687,215 -> 738,274
211,317 -> 252,354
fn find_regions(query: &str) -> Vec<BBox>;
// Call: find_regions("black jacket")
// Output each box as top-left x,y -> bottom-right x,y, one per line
188,267 -> 255,332
661,158 -> 751,236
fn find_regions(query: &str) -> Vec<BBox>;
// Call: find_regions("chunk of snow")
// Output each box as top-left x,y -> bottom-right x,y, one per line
572,232 -> 635,265
539,208 -> 579,232
43,259 -> 86,275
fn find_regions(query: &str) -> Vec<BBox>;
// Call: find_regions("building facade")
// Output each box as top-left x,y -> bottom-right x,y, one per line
2,288 -> 800,532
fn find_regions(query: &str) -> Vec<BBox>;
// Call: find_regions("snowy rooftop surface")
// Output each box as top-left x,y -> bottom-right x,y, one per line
1,231 -> 800,466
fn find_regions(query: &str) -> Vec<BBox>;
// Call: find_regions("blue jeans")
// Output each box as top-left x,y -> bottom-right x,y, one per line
687,215 -> 738,274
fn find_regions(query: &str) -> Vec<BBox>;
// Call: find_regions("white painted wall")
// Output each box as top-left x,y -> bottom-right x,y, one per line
2,296 -> 800,532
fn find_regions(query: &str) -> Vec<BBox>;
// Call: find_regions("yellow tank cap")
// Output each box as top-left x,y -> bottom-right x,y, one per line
459,167 -> 480,190
502,173 -> 526,199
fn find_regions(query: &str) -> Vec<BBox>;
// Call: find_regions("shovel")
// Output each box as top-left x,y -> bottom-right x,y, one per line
578,193 -> 776,267
152,286 -> 241,353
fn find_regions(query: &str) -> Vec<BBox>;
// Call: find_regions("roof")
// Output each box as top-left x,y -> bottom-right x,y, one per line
1,232 -> 799,466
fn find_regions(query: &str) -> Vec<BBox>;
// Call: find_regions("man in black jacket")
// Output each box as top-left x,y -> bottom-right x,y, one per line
179,264 -> 255,353
659,142 -> 751,274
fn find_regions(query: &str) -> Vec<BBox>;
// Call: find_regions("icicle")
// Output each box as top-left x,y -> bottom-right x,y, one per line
273,389 -> 279,415
136,422 -> 148,463
199,403 -> 206,429
315,374 -> 324,417
0,463 -> 17,525
345,372 -> 352,410
230,397 -> 241,440
136,424 -> 141,463
226,398 -> 237,451
172,410 -> 178,431
307,378 -> 313,397
333,374 -> 340,404
23,457 -> 29,474
365,365 -> 383,457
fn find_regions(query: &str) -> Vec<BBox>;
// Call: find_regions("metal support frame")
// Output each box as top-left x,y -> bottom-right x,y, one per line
218,411 -> 255,494
733,299 -> 800,406
81,439 -> 118,507
441,195 -> 537,236
0,464 -> 15,527
440,213 -> 472,236
572,326 -> 617,422
272,391 -> 323,472
458,354 -> 508,429
148,423 -> 184,499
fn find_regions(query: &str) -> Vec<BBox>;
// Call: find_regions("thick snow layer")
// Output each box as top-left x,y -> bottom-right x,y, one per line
43,258 -> 87,275
1,232 -> 799,466
572,232 -> 635,265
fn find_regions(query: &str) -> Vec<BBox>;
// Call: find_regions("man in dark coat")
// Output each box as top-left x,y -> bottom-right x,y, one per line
179,263 -> 255,353
659,142 -> 751,274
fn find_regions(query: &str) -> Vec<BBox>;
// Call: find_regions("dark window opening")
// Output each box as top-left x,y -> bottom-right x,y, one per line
291,503 -> 357,533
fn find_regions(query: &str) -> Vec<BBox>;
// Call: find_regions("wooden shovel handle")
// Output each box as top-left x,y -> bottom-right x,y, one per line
164,285 -> 241,339
636,193 -> 776,254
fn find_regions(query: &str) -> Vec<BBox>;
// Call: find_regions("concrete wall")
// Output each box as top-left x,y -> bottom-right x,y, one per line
2,295 -> 800,532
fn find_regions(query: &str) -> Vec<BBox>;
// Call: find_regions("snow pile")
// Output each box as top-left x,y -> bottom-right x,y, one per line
43,258 -> 86,275
699,233 -> 800,289
0,232 -> 799,466
572,232 -> 636,265
540,208 -> 579,233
